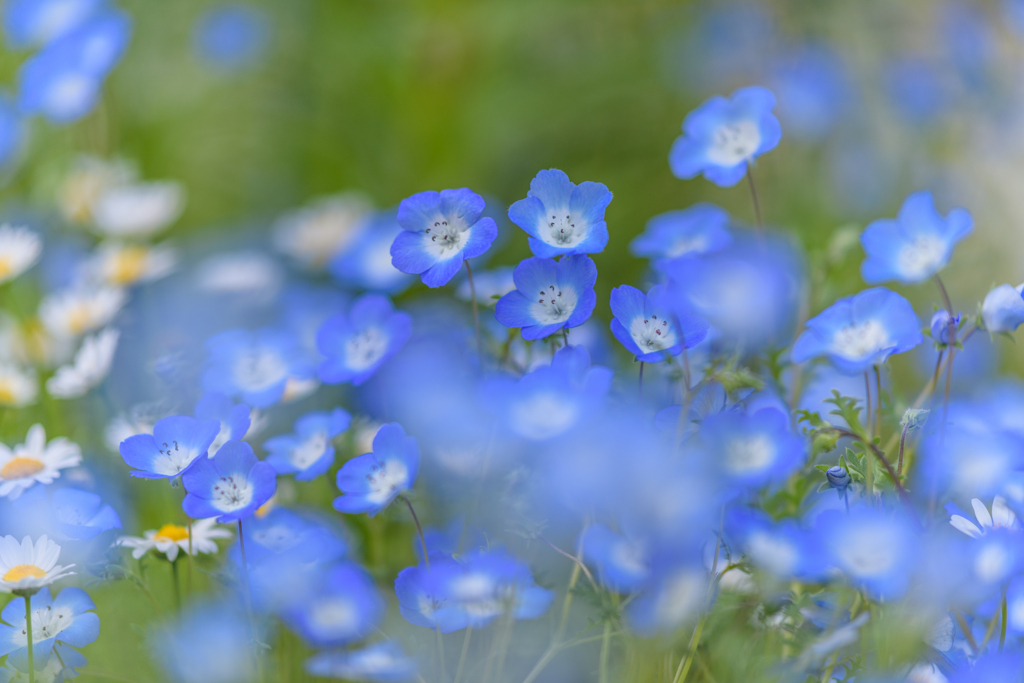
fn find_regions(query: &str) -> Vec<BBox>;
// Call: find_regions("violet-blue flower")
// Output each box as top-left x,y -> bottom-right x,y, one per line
281,562 -> 384,647
507,169 -> 612,257
609,284 -> 708,362
930,310 -> 961,345
264,408 -> 351,481
0,587 -> 99,670
982,283 -> 1024,333
629,203 -> 732,273
120,415 -> 221,480
316,293 -> 412,386
494,254 -> 597,340
202,328 -> 315,408
700,408 -> 803,489
181,440 -> 277,523
333,423 -> 419,517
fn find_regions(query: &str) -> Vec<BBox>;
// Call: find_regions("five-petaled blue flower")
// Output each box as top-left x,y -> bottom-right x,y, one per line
316,293 -> 412,386
280,562 -> 384,647
120,415 -> 221,480
333,423 -> 420,517
860,190 -> 973,284
609,284 -> 708,362
701,408 -> 803,488
791,287 -> 924,374
181,440 -> 277,523
264,408 -> 351,481
494,255 -> 597,340
507,169 -> 612,257
629,203 -> 732,274
306,642 -> 418,682
669,85 -> 782,187
203,328 -> 315,409
391,188 -> 498,288
0,587 -> 99,669
983,283 -> 1024,333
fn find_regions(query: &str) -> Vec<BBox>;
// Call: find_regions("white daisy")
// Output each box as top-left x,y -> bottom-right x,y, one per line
46,328 -> 120,399
950,497 -> 1017,539
91,181 -> 186,238
0,225 -> 41,285
272,193 -> 372,268
0,424 -> 81,500
59,156 -> 135,224
0,535 -> 75,594
117,518 -> 232,562
0,363 -> 38,407
39,286 -> 126,338
86,241 -> 177,287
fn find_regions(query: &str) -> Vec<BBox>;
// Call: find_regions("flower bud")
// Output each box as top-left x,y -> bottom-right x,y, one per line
826,465 -> 850,490
900,408 -> 929,431
982,283 -> 1024,333
929,310 -> 960,345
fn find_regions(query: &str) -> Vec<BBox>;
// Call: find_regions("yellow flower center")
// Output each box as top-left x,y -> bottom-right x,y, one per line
3,564 -> 45,582
0,457 -> 44,480
109,246 -> 149,285
0,257 -> 13,281
154,524 -> 190,542
67,305 -> 93,336
0,380 -> 17,406
255,498 -> 275,519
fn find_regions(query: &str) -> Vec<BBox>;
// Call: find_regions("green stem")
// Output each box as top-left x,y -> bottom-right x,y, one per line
453,627 -> 473,683
401,495 -> 430,568
1001,590 -> 1009,653
638,362 -> 644,396
873,365 -> 882,440
745,161 -> 764,231
671,615 -> 706,683
464,260 -> 482,360
598,622 -> 612,683
26,594 -> 34,683
187,517 -> 194,595
436,626 -> 447,683
171,559 -> 181,612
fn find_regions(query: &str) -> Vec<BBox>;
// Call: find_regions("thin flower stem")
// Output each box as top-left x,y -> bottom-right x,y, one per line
26,594 -> 34,683
1001,590 -> 1009,653
453,627 -> 473,683
671,614 -> 706,683
238,520 -> 254,614
745,161 -> 764,231
897,422 -> 909,477
933,274 -> 957,435
187,518 -> 193,595
465,260 -> 482,360
436,626 -> 447,683
541,536 -> 596,589
955,611 -> 980,654
863,371 -> 872,437
833,429 -> 915,514
400,495 -> 430,568
873,366 -> 882,440
562,328 -> 569,348
598,622 -> 612,683
638,361 -> 644,396
171,559 -> 181,612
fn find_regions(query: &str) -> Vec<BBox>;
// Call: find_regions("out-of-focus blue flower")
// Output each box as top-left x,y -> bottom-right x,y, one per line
18,9 -> 131,124
942,1 -> 997,87
948,653 -> 1024,682
817,507 -> 917,600
827,135 -> 896,216
672,2 -> 774,90
2,0 -> 104,49
305,642 -> 417,682
580,524 -> 650,593
507,169 -> 612,258
193,4 -> 270,71
669,86 -> 782,187
1005,0 -> 1024,39
264,408 -> 350,481
281,562 -> 384,647
0,95 -> 24,169
701,408 -> 803,488
49,487 -> 120,540
920,427 -> 1024,500
316,294 -> 411,386
119,415 -> 220,479
768,44 -> 851,142
194,392 -> 251,455
791,287 -> 923,374
627,561 -> 706,635
279,284 -> 351,365
203,328 -> 315,408
392,188 -> 498,288
982,284 -> 1024,333
0,587 -> 98,669
965,530 -> 1021,592
883,57 -> 951,125
494,255 -> 597,341
482,345 -> 612,441
609,284 -> 708,362
182,440 -> 277,523
152,601 -> 255,683
726,509 -> 821,579
860,191 -> 972,285
930,310 -> 961,345
395,553 -> 469,633
234,507 -> 347,566
629,203 -> 732,273
334,423 -> 419,517
329,210 -> 415,294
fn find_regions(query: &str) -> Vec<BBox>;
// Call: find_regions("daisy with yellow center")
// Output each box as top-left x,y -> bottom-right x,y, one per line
87,241 -> 178,287
39,286 -> 126,338
58,155 -> 135,224
46,328 -> 120,399
0,424 -> 81,500
117,518 -> 232,562
0,225 -> 42,285
272,192 -> 373,269
0,363 -> 37,407
0,535 -> 75,594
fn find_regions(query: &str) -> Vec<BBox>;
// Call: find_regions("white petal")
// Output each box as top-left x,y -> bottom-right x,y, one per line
950,516 -> 983,539
993,496 -> 1016,529
972,499 -> 993,528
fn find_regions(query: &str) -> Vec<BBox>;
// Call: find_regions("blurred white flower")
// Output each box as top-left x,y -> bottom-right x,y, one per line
0,363 -> 37,408
87,241 -> 177,287
0,225 -> 41,284
272,193 -> 372,268
39,286 -> 125,338
59,156 -> 135,224
117,518 -> 232,562
91,181 -> 186,238
195,250 -> 282,297
46,328 -> 120,398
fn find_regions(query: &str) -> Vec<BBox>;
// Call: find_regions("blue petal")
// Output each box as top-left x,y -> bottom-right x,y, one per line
527,169 -> 574,209
391,229 -> 439,275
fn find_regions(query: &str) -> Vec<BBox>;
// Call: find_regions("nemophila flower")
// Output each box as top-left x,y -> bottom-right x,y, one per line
328,210 -> 415,294
182,440 -> 277,523
119,415 -> 220,480
392,187 -> 498,287
921,427 -> 1023,500
494,255 -> 597,340
769,45 -> 851,142
193,3 -> 270,71
0,641 -> 85,682
860,191 -> 973,284
726,509 -> 821,579
507,169 -> 612,257
669,86 -> 782,187
203,328 -> 315,408
264,408 -> 351,481
0,587 -> 98,667
39,286 -> 124,338
152,602 -> 256,683
316,294 -> 411,386
91,180 -> 185,238
46,327 -> 119,398
334,423 -> 419,517
86,241 -> 177,287
817,508 -> 917,600
791,287 -> 923,374
46,488 -> 120,541
117,518 -> 231,562
0,536 -> 74,594
950,498 -> 1018,539
0,226 -> 41,285
273,193 -> 372,269
232,507 -> 347,566
629,204 -> 732,273
609,284 -> 708,362
930,310 -> 961,345
967,531 -> 1021,590
194,393 -> 252,456
628,562 -> 706,635
883,57 -> 950,126
700,408 -> 803,489
0,364 -> 37,408
0,425 -> 81,500
395,553 -> 470,632
2,0 -> 104,49
456,265 -> 515,304
580,524 -> 650,593
305,642 -> 418,682
281,562 -> 384,647
982,283 -> 1024,333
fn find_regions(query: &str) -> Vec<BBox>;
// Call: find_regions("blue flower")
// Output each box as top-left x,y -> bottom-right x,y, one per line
494,255 -> 597,340
700,408 -> 803,488
507,169 -> 612,257
627,561 -> 706,635
817,507 -> 917,600
264,408 -> 351,481
791,287 -> 923,374
921,426 -> 1024,500
281,562 -> 384,647
181,440 -> 277,523
395,553 -> 470,633
203,328 -> 315,408
669,85 -> 782,187
2,0 -> 103,48
316,294 -> 412,386
609,284 -> 708,362
334,423 -> 419,517
860,191 -> 973,284
194,392 -> 252,454
982,284 -> 1024,333
305,642 -> 417,682
329,210 -> 415,294
725,509 -> 821,579
768,45 -> 851,142
152,601 -> 255,683
233,507 -> 347,566
0,587 -> 99,670
119,415 -> 221,480
629,203 -> 732,273
580,524 -> 650,593
392,188 -> 498,287
193,4 -> 270,71
883,57 -> 950,126
49,488 -> 121,540
949,654 -> 1024,683
930,310 -> 961,345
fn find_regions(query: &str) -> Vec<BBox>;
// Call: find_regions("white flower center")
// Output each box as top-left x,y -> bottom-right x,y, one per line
234,350 -> 288,392
723,434 -> 775,474
540,211 -> 587,248
628,313 -> 677,352
654,571 -> 704,628
425,217 -> 467,257
610,540 -> 648,578
12,603 -> 75,648
838,530 -> 898,576
290,431 -> 329,470
528,284 -> 579,324
310,597 -> 358,635
831,320 -> 890,360
896,235 -> 946,280
344,327 -> 389,372
153,439 -> 201,476
252,525 -> 297,552
666,236 -> 709,258
705,120 -> 761,167
212,474 -> 254,511
508,392 -> 580,440
365,459 -> 409,504
976,544 -> 1011,583
746,532 -> 799,576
